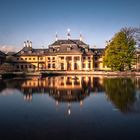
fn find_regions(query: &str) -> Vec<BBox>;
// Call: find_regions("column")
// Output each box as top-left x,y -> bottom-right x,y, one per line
86,60 -> 88,70
79,56 -> 82,70
64,56 -> 66,70
91,56 -> 93,70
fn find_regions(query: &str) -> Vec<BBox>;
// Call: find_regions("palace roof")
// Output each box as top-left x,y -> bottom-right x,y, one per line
14,47 -> 49,56
14,39 -> 105,56
0,51 -> 6,57
50,39 -> 88,46
48,39 -> 93,55
91,48 -> 105,56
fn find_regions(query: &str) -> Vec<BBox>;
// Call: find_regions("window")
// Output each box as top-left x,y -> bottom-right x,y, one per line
66,57 -> 72,61
21,58 -> 23,60
83,56 -> 86,60
60,57 -> 64,60
74,56 -> 80,61
82,63 -> 85,68
33,58 -> 35,60
52,64 -> 55,68
53,57 -> 55,60
29,65 -> 32,68
61,63 -> 64,70
40,57 -> 43,60
17,58 -> 19,60
95,63 -> 98,68
25,58 -> 27,60
21,65 -> 23,69
61,82 -> 64,86
88,63 -> 91,69
25,65 -> 27,69
67,63 -> 71,70
94,56 -> 98,60
33,65 -> 36,69
48,63 -> 51,68
74,63 -> 78,70
29,58 -> 31,60
66,77 -> 72,85
16,65 -> 19,69
48,57 -> 50,60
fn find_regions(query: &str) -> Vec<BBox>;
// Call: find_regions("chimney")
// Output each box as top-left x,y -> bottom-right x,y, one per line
24,41 -> 26,47
29,41 -> 32,47
27,40 -> 29,47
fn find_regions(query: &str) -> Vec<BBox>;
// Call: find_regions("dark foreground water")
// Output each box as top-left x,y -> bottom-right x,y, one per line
0,75 -> 140,140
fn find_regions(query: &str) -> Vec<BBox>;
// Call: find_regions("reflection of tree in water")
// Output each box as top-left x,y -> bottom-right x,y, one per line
0,80 -> 7,92
104,78 -> 136,113
0,79 -> 24,92
93,77 -> 105,92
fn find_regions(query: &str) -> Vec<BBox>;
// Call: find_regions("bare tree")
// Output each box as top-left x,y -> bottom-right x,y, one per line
121,27 -> 140,46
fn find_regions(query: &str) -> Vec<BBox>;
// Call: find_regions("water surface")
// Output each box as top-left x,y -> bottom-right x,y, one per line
0,76 -> 140,140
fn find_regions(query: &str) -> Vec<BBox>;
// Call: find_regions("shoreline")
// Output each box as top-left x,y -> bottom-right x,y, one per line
41,71 -> 140,76
1,71 -> 140,79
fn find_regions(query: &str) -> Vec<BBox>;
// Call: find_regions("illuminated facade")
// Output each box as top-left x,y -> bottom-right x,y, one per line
12,39 -> 96,71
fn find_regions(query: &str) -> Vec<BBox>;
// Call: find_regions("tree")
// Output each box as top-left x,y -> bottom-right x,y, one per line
103,29 -> 136,71
0,63 -> 15,72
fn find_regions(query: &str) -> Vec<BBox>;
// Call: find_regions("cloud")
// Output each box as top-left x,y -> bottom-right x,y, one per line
0,45 -> 21,53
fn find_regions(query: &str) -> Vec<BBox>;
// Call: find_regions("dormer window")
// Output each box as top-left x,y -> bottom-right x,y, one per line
85,48 -> 88,52
21,51 -> 24,54
49,49 -> 53,52
57,48 -> 60,51
67,47 -> 71,51
41,51 -> 44,54
29,51 -> 32,54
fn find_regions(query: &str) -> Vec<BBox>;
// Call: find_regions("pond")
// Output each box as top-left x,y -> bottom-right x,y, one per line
0,75 -> 140,140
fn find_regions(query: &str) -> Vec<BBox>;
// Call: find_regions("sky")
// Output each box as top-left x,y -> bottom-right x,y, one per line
0,0 -> 140,52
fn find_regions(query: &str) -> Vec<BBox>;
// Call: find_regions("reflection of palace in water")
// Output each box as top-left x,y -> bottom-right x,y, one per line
21,76 -> 104,103
18,75 -> 104,115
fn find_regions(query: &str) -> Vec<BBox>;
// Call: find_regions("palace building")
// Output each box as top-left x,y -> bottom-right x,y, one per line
0,51 -> 6,65
12,33 -> 100,72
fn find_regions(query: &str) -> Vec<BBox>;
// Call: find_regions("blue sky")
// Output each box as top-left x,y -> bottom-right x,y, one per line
0,0 -> 140,51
